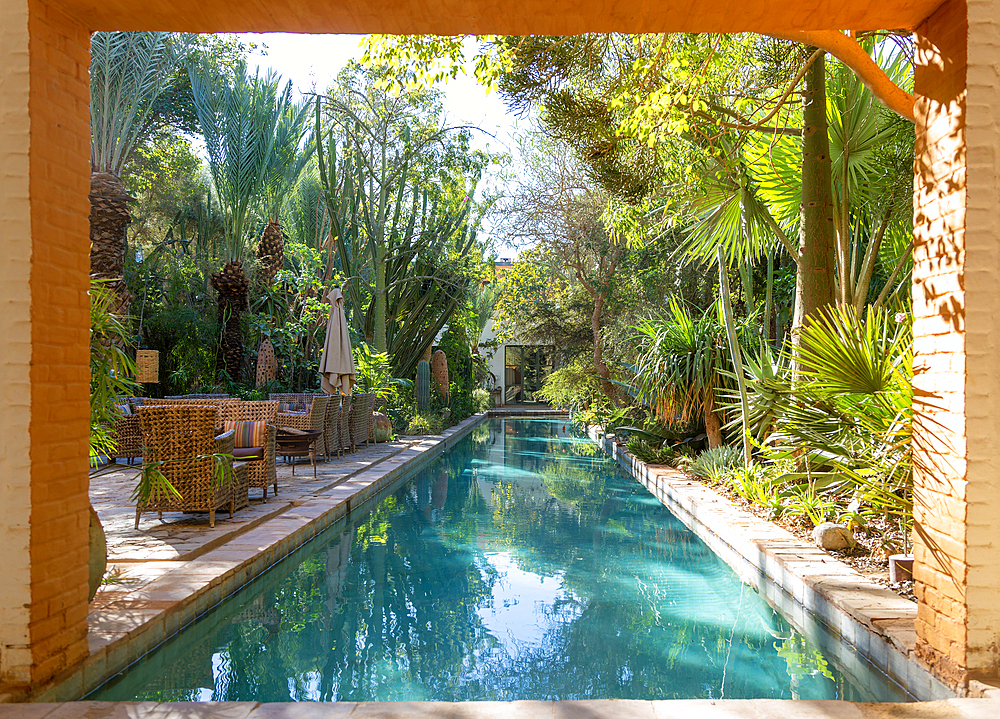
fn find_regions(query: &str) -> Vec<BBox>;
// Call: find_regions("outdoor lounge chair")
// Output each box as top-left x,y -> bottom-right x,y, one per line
134,404 -> 236,529
349,393 -> 376,451
339,394 -> 353,454
108,399 -> 143,464
276,395 -> 329,468
323,395 -> 342,460
218,400 -> 279,501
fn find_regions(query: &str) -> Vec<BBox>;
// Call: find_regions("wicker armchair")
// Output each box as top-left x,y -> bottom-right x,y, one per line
268,393 -> 322,411
339,394 -> 354,454
135,405 -> 235,529
323,395 -> 342,460
109,404 -> 143,464
141,397 -> 238,425
217,401 -> 279,501
349,393 -> 376,451
276,395 -> 329,466
165,394 -> 231,400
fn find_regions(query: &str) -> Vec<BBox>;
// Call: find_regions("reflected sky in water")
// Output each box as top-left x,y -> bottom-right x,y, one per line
92,419 -> 907,703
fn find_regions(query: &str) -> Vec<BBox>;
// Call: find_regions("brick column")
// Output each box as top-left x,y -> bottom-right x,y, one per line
0,0 -> 37,693
912,0 -> 1000,687
0,0 -> 91,697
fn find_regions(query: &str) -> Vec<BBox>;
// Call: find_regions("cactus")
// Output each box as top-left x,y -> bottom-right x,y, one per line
416,360 -> 431,411
431,350 -> 449,400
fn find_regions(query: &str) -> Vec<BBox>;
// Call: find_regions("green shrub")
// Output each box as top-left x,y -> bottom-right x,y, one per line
538,362 -> 605,411
406,413 -> 444,435
472,388 -> 492,413
688,445 -> 743,483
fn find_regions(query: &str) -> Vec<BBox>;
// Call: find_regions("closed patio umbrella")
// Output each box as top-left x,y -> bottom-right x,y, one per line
319,287 -> 356,395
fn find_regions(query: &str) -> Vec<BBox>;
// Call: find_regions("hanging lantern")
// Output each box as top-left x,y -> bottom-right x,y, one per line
136,350 -> 159,383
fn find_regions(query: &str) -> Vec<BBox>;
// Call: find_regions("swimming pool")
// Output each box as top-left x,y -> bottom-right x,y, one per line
90,418 -> 908,702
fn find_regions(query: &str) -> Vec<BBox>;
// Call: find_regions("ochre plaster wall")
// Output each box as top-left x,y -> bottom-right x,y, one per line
26,0 -> 91,693
0,0 -> 36,691
912,0 -> 1000,685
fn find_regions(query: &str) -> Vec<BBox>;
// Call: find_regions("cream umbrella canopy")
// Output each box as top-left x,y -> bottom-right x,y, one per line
319,287 -> 356,395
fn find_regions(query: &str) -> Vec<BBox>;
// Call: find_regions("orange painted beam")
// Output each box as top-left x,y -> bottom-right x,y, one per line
768,30 -> 916,121
55,0 -> 938,36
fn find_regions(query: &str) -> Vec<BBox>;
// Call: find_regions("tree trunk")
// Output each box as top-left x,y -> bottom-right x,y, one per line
592,293 -> 616,399
374,242 -> 387,353
211,260 -> 249,378
89,171 -> 133,313
704,394 -> 723,448
792,50 -> 837,363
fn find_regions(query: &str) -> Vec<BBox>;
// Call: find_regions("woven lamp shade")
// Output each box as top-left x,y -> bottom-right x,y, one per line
136,350 -> 160,383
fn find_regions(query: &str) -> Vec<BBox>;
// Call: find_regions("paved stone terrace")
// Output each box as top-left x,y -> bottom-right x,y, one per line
91,439 -> 415,564
4,699 -> 1000,719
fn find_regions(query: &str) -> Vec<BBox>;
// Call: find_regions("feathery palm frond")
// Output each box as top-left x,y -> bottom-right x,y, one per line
90,31 -> 176,174
188,60 -> 289,260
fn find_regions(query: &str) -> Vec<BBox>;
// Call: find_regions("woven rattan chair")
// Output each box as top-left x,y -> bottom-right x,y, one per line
268,393 -> 322,412
135,405 -> 235,529
142,397 -> 238,425
165,394 -> 231,400
109,404 -> 143,464
276,395 -> 329,468
349,393 -> 375,451
323,395 -> 342,460
217,400 -> 279,501
339,394 -> 354,454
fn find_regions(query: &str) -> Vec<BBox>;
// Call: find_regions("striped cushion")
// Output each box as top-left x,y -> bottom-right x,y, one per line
278,402 -> 306,413
223,421 -> 267,449
116,403 -> 132,416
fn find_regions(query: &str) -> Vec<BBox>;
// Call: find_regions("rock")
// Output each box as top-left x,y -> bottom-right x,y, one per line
373,412 -> 393,442
89,504 -> 107,601
812,522 -> 856,551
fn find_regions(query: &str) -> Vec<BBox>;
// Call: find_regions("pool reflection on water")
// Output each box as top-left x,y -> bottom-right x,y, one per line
90,418 -> 909,703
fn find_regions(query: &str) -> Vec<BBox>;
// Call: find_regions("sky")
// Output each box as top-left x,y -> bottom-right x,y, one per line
242,33 -> 524,254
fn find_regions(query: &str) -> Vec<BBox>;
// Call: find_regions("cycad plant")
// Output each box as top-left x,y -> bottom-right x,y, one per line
188,60 -> 290,377
89,31 -> 177,306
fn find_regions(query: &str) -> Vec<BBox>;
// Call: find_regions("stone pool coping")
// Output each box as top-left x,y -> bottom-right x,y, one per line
4,699 -> 1000,719
25,413 -> 490,704
589,429 -> 998,702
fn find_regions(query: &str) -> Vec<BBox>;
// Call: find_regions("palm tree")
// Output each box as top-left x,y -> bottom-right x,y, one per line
255,100 -> 314,288
188,60 -> 290,377
89,31 -> 176,306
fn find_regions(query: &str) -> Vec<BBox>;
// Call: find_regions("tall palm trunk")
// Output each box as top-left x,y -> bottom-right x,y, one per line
792,51 -> 837,361
211,260 -> 249,377
89,171 -> 133,310
256,219 -> 285,288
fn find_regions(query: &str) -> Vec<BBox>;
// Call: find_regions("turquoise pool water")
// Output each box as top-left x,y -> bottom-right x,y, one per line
91,418 -> 907,702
